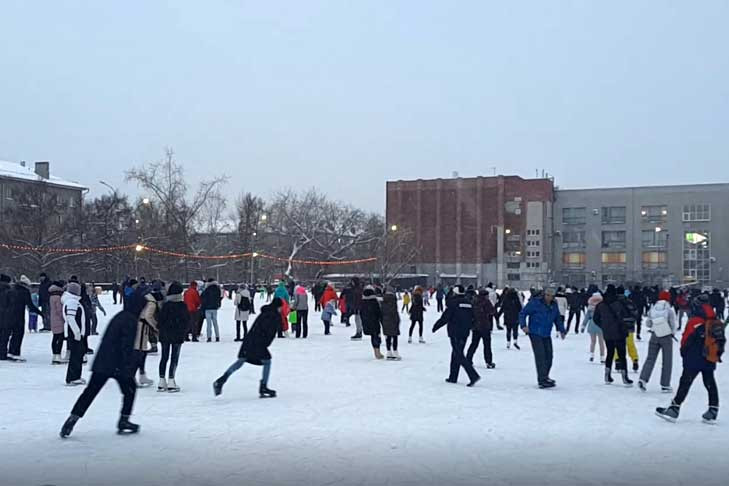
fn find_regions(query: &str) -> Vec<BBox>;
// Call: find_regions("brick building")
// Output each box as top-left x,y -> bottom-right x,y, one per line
386,175 -> 554,288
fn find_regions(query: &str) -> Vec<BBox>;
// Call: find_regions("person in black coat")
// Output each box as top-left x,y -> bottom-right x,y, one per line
381,290 -> 401,360
433,285 -> 481,387
59,296 -> 146,438
213,298 -> 283,398
408,287 -> 426,343
593,284 -> 632,386
200,279 -> 223,342
3,276 -> 42,361
157,282 -> 189,392
361,285 -> 384,359
38,272 -> 52,331
467,289 -> 496,368
498,288 -> 523,349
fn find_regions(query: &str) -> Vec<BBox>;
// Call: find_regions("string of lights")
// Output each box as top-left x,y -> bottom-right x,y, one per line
0,243 -> 377,266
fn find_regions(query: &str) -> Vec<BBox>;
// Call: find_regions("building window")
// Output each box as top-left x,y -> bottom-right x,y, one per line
526,262 -> 541,269
527,251 -> 541,258
683,231 -> 711,283
563,207 -> 586,225
507,262 -> 520,269
563,252 -> 586,268
562,231 -> 585,249
602,231 -> 626,249
642,251 -> 667,269
527,229 -> 541,236
601,206 -> 626,224
641,205 -> 667,223
641,230 -> 667,248
507,273 -> 521,281
682,204 -> 710,222
601,252 -> 626,265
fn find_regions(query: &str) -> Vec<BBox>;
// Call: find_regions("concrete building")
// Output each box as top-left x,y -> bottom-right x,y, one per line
0,160 -> 86,216
552,183 -> 729,289
386,177 -> 729,289
386,175 -> 554,288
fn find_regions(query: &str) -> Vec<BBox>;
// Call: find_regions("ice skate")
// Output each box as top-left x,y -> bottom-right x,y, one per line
604,367 -> 614,385
65,378 -> 86,386
506,341 -> 511,350
59,414 -> 80,439
466,376 -> 481,387
632,360 -> 639,373
638,380 -> 647,392
213,379 -> 224,396
513,341 -> 520,350
138,374 -> 154,388
350,334 -> 362,341
52,354 -> 64,365
386,350 -> 395,360
7,354 -> 26,363
392,351 -> 402,361
259,381 -> 277,398
167,378 -> 180,393
408,337 -> 412,344
418,337 -> 426,344
702,406 -> 718,424
655,401 -> 680,423
661,386 -> 673,394
620,369 -> 633,387
486,363 -> 496,369
117,415 -> 140,435
157,378 -> 168,392
589,352 -> 594,363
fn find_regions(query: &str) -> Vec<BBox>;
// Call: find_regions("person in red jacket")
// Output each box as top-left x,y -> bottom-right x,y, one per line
184,282 -> 202,342
656,295 -> 723,424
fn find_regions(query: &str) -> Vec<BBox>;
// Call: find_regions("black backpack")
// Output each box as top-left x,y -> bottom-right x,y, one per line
238,296 -> 251,312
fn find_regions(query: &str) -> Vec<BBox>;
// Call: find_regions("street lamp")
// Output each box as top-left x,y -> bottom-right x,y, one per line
142,197 -> 151,205
390,224 -> 398,232
505,228 -> 511,235
260,214 -> 267,222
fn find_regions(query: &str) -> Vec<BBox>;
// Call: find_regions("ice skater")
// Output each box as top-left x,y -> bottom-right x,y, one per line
361,285 -> 384,359
213,297 -> 282,398
581,292 -> 606,364
467,287 -> 496,368
518,288 -> 565,389
408,286 -> 425,343
638,291 -> 677,393
433,285 -> 480,387
381,288 -> 401,360
157,282 -> 189,393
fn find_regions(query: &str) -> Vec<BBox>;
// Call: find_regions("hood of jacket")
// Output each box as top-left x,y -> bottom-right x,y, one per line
166,293 -> 184,303
49,284 -> 64,295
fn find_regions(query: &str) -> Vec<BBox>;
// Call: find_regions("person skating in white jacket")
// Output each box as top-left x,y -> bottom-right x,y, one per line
638,291 -> 678,393
63,283 -> 86,386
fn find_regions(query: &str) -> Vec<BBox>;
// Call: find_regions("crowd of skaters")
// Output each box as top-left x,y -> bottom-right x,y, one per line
0,270 -> 724,437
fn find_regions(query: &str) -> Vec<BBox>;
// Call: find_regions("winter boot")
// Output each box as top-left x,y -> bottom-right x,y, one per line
638,380 -> 647,392
507,341 -> 511,350
259,381 -> 277,398
213,378 -> 224,396
393,351 -> 402,361
167,378 -> 180,393
513,341 -> 520,350
467,375 -> 481,387
66,378 -> 86,386
589,352 -> 595,363
59,414 -> 80,438
138,374 -> 154,388
419,337 -> 426,344
52,354 -> 64,365
157,378 -> 168,392
655,401 -> 680,423
215,337 -> 220,342
661,386 -> 673,394
620,368 -> 634,387
350,333 -> 362,340
702,406 -> 719,424
632,360 -> 639,372
374,348 -> 384,360
604,367 -> 614,385
600,354 -> 606,364
408,337 -> 412,344
206,337 -> 212,343
117,415 -> 140,435
486,362 -> 496,369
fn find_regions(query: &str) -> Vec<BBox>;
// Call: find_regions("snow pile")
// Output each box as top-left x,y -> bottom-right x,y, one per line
0,293 -> 727,486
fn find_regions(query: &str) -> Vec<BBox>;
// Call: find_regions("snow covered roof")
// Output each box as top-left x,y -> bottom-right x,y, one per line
0,160 -> 87,190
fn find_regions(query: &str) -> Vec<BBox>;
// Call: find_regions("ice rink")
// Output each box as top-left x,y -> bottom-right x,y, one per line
1,292 -> 727,486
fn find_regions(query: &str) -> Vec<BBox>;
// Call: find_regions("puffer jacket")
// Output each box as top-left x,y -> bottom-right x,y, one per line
49,284 -> 65,334
381,293 -> 400,337
593,297 -> 629,341
473,293 -> 495,334
518,297 -> 565,338
158,294 -> 190,345
134,293 -> 159,351
644,300 -> 677,337
360,289 -> 382,336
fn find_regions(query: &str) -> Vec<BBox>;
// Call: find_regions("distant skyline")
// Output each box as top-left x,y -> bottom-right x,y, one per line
2,1 -> 728,211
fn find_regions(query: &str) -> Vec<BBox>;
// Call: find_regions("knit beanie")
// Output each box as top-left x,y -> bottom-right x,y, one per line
67,282 -> 81,296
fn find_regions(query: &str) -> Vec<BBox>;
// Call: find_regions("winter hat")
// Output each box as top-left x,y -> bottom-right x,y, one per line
66,282 -> 81,296
0,274 -> 11,283
658,291 -> 671,302
19,275 -> 31,286
452,285 -> 465,296
167,282 -> 183,296
605,284 -> 617,298
269,297 -> 284,309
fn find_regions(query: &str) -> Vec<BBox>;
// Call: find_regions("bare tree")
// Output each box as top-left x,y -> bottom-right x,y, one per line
367,223 -> 420,286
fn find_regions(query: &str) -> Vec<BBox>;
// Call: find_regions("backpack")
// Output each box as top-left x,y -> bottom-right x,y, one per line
237,296 -> 251,312
704,319 -> 726,363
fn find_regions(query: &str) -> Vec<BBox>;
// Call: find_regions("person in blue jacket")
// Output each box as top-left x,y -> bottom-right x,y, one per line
432,285 -> 481,387
519,287 -> 565,389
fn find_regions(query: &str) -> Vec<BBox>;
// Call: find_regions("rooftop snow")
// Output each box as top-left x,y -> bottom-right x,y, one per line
0,160 -> 87,190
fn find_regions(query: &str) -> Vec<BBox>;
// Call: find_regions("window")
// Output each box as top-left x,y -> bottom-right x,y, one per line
507,273 -> 521,281
563,207 -> 586,225
507,262 -> 521,269
641,230 -> 667,248
601,252 -> 626,265
563,252 -> 586,267
683,231 -> 711,283
526,262 -> 541,269
641,205 -> 667,223
562,231 -> 585,248
527,229 -> 541,236
601,206 -> 626,224
527,240 -> 541,247
602,231 -> 626,249
642,251 -> 667,269
682,204 -> 710,222
527,251 -> 540,258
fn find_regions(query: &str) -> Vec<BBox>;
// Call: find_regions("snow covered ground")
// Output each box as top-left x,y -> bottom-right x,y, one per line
1,292 -> 727,486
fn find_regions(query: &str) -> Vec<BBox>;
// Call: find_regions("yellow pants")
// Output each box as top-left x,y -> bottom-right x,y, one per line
614,332 -> 639,363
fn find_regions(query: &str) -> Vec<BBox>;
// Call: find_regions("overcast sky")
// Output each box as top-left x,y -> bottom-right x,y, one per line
1,1 -> 727,211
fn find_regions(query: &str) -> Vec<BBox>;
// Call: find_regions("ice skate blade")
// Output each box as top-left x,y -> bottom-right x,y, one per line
655,411 -> 677,423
